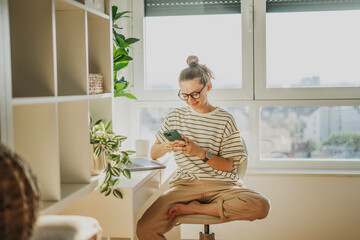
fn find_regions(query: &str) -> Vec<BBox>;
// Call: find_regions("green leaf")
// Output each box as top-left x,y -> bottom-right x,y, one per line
104,188 -> 112,196
99,121 -> 105,131
114,61 -> 129,72
95,119 -> 103,125
123,169 -> 131,179
104,171 -> 111,182
111,178 -> 119,186
112,6 -> 118,21
115,36 -> 128,48
100,182 -> 109,193
113,189 -> 123,199
114,92 -> 137,100
105,121 -> 112,131
110,167 -> 121,177
113,24 -> 123,30
115,82 -> 126,91
126,150 -> 136,155
114,11 -> 131,21
93,145 -> 102,160
118,55 -> 133,61
125,38 -> 140,45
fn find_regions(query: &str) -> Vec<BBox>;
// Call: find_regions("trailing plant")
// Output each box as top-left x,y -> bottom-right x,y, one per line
112,6 -> 139,99
90,119 -> 135,198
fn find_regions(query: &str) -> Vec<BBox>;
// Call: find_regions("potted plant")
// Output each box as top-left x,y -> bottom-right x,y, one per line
90,119 -> 134,198
112,6 -> 139,99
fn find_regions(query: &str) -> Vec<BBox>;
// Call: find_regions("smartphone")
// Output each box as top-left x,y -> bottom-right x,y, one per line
163,130 -> 185,141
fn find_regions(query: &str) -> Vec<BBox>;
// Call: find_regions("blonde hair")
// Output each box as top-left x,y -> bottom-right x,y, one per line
179,56 -> 215,85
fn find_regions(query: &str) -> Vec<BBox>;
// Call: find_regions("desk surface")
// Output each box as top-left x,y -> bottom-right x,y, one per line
59,152 -> 177,239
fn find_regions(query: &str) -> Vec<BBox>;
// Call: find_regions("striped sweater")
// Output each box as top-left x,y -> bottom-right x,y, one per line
155,106 -> 247,186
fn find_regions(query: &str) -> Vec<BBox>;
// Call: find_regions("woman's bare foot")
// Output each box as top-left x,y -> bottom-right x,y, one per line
168,200 -> 202,219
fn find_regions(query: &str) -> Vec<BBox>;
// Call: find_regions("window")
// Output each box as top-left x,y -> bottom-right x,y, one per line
139,107 -> 173,144
261,106 -> 360,160
145,14 -> 242,90
255,0 -> 360,99
131,0 -> 360,171
134,0 -> 253,101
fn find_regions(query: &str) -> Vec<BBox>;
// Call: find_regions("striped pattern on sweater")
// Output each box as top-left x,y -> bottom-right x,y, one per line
155,106 -> 247,186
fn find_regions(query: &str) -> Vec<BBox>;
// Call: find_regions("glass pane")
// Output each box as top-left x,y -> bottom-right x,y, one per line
261,106 -> 360,160
266,6 -> 360,88
145,14 -> 242,89
139,107 -> 173,144
224,107 -> 250,144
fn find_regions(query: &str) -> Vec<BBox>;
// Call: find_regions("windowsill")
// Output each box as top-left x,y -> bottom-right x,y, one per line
246,168 -> 360,177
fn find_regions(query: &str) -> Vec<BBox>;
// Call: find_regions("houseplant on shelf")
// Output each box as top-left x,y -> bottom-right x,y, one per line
112,6 -> 139,99
90,119 -> 135,198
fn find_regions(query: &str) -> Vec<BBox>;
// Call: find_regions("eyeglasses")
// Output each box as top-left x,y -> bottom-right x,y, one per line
178,84 -> 206,101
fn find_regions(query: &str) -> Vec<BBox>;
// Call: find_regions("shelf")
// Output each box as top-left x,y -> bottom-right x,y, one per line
56,95 -> 90,102
40,181 -> 99,215
13,103 -> 60,201
58,100 -> 91,183
55,7 -> 87,96
12,95 -> 90,105
12,97 -> 58,106
9,0 -> 55,97
88,93 -> 112,99
87,11 -> 112,95
56,0 -> 110,19
4,0 -> 113,216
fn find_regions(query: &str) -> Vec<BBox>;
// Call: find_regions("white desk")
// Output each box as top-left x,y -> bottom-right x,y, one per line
59,153 -> 177,240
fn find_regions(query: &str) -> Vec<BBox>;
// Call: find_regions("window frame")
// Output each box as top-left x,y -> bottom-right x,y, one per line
129,0 -> 360,172
133,0 -> 254,101
254,0 -> 360,100
251,99 -> 360,170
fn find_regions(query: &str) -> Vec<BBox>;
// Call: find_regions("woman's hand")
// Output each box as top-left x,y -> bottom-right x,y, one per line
150,139 -> 173,160
170,136 -> 205,158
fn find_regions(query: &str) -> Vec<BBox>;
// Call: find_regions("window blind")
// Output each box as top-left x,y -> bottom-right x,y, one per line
144,0 -> 241,17
267,0 -> 360,13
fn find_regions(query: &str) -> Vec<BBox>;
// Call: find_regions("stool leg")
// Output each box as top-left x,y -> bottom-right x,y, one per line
199,225 -> 215,240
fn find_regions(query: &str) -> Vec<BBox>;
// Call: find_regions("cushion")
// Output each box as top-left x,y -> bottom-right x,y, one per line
30,215 -> 102,240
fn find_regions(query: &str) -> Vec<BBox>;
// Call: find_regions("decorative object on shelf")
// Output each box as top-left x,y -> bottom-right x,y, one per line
0,142 -> 40,240
90,119 -> 135,198
112,6 -> 139,99
89,73 -> 104,95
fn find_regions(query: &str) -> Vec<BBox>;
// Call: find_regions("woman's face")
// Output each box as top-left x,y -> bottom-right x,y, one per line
179,78 -> 211,113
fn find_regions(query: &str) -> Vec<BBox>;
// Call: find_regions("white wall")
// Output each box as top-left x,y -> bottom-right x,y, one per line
182,174 -> 360,240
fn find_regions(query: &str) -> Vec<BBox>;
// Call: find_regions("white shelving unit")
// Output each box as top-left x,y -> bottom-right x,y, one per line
3,0 -> 113,214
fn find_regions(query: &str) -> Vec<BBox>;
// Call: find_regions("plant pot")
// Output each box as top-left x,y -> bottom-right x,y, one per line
91,144 -> 106,176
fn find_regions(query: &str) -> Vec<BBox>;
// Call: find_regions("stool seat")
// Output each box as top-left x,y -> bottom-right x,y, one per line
30,215 -> 102,240
178,214 -> 222,225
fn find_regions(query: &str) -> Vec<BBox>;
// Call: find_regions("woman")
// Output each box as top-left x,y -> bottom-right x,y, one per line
137,56 -> 270,240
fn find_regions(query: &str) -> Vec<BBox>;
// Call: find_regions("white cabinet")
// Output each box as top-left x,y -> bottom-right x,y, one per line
1,0 -> 113,214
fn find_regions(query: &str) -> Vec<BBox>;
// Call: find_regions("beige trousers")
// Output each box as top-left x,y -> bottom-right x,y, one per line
137,179 -> 270,240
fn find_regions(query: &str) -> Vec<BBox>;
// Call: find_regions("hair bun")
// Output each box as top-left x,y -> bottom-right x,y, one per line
187,55 -> 199,67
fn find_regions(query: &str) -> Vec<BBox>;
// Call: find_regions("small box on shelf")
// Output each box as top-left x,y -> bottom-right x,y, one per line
89,73 -> 104,95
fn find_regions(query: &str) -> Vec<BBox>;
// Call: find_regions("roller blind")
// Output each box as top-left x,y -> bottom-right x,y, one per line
144,0 -> 241,17
267,0 -> 360,13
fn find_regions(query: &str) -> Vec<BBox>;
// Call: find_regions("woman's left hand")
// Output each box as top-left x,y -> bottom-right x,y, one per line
170,136 -> 204,157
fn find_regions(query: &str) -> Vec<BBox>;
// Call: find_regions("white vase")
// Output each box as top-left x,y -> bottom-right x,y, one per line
91,144 -> 106,176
